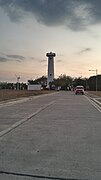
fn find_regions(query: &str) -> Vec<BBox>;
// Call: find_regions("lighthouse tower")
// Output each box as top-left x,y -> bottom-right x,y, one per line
46,52 -> 56,87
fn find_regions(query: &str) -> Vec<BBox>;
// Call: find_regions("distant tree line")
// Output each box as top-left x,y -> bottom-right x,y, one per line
28,76 -> 47,89
0,74 -> 101,91
28,74 -> 101,91
0,82 -> 27,90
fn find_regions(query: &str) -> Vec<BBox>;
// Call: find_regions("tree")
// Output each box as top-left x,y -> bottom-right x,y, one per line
0,82 -> 15,89
73,77 -> 87,90
51,74 -> 73,90
88,75 -> 101,91
28,76 -> 47,89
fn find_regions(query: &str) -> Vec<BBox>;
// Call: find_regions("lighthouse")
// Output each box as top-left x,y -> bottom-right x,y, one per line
46,52 -> 56,87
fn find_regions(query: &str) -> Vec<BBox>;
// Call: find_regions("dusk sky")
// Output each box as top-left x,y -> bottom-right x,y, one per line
0,0 -> 101,82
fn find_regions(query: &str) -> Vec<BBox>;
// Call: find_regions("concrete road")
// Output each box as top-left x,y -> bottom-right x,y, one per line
0,91 -> 101,180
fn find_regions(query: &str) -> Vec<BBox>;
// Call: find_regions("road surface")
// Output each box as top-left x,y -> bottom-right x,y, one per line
0,91 -> 101,180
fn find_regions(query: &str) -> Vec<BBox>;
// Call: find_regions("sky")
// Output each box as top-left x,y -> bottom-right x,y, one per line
0,0 -> 101,83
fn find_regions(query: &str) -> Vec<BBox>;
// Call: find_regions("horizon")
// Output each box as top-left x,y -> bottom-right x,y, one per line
0,73 -> 99,84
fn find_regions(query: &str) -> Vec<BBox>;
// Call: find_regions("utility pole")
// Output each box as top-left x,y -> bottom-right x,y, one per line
15,74 -> 20,90
89,69 -> 98,91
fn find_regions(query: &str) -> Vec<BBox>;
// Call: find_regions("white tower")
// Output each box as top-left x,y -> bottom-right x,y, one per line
46,52 -> 56,86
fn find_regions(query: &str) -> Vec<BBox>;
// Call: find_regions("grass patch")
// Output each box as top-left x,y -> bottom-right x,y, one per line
87,91 -> 101,98
0,90 -> 55,102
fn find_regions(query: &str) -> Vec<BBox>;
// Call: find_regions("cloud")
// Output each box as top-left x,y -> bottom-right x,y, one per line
7,54 -> 25,60
0,53 -> 25,62
0,0 -> 101,30
0,57 -> 9,62
40,59 -> 46,63
30,57 -> 45,62
57,54 -> 64,57
78,48 -> 92,54
57,59 -> 62,63
30,57 -> 35,60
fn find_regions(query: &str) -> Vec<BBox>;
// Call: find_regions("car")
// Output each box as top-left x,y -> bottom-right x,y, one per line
75,85 -> 85,95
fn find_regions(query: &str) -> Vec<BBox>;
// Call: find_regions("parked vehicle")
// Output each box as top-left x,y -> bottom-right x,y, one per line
75,85 -> 85,95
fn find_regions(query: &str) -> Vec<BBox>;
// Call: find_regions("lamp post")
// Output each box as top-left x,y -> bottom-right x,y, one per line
15,74 -> 20,90
89,69 -> 98,91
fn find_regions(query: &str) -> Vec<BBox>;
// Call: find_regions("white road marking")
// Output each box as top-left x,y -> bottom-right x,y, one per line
85,95 -> 101,113
94,98 -> 101,105
0,101 -> 55,138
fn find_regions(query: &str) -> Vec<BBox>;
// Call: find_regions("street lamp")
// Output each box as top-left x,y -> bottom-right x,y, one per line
89,69 -> 98,91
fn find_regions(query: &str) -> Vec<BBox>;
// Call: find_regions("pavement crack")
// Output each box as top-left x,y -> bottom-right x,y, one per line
0,170 -> 83,180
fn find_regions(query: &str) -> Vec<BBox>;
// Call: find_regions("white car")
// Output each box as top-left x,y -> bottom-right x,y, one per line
75,85 -> 85,95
